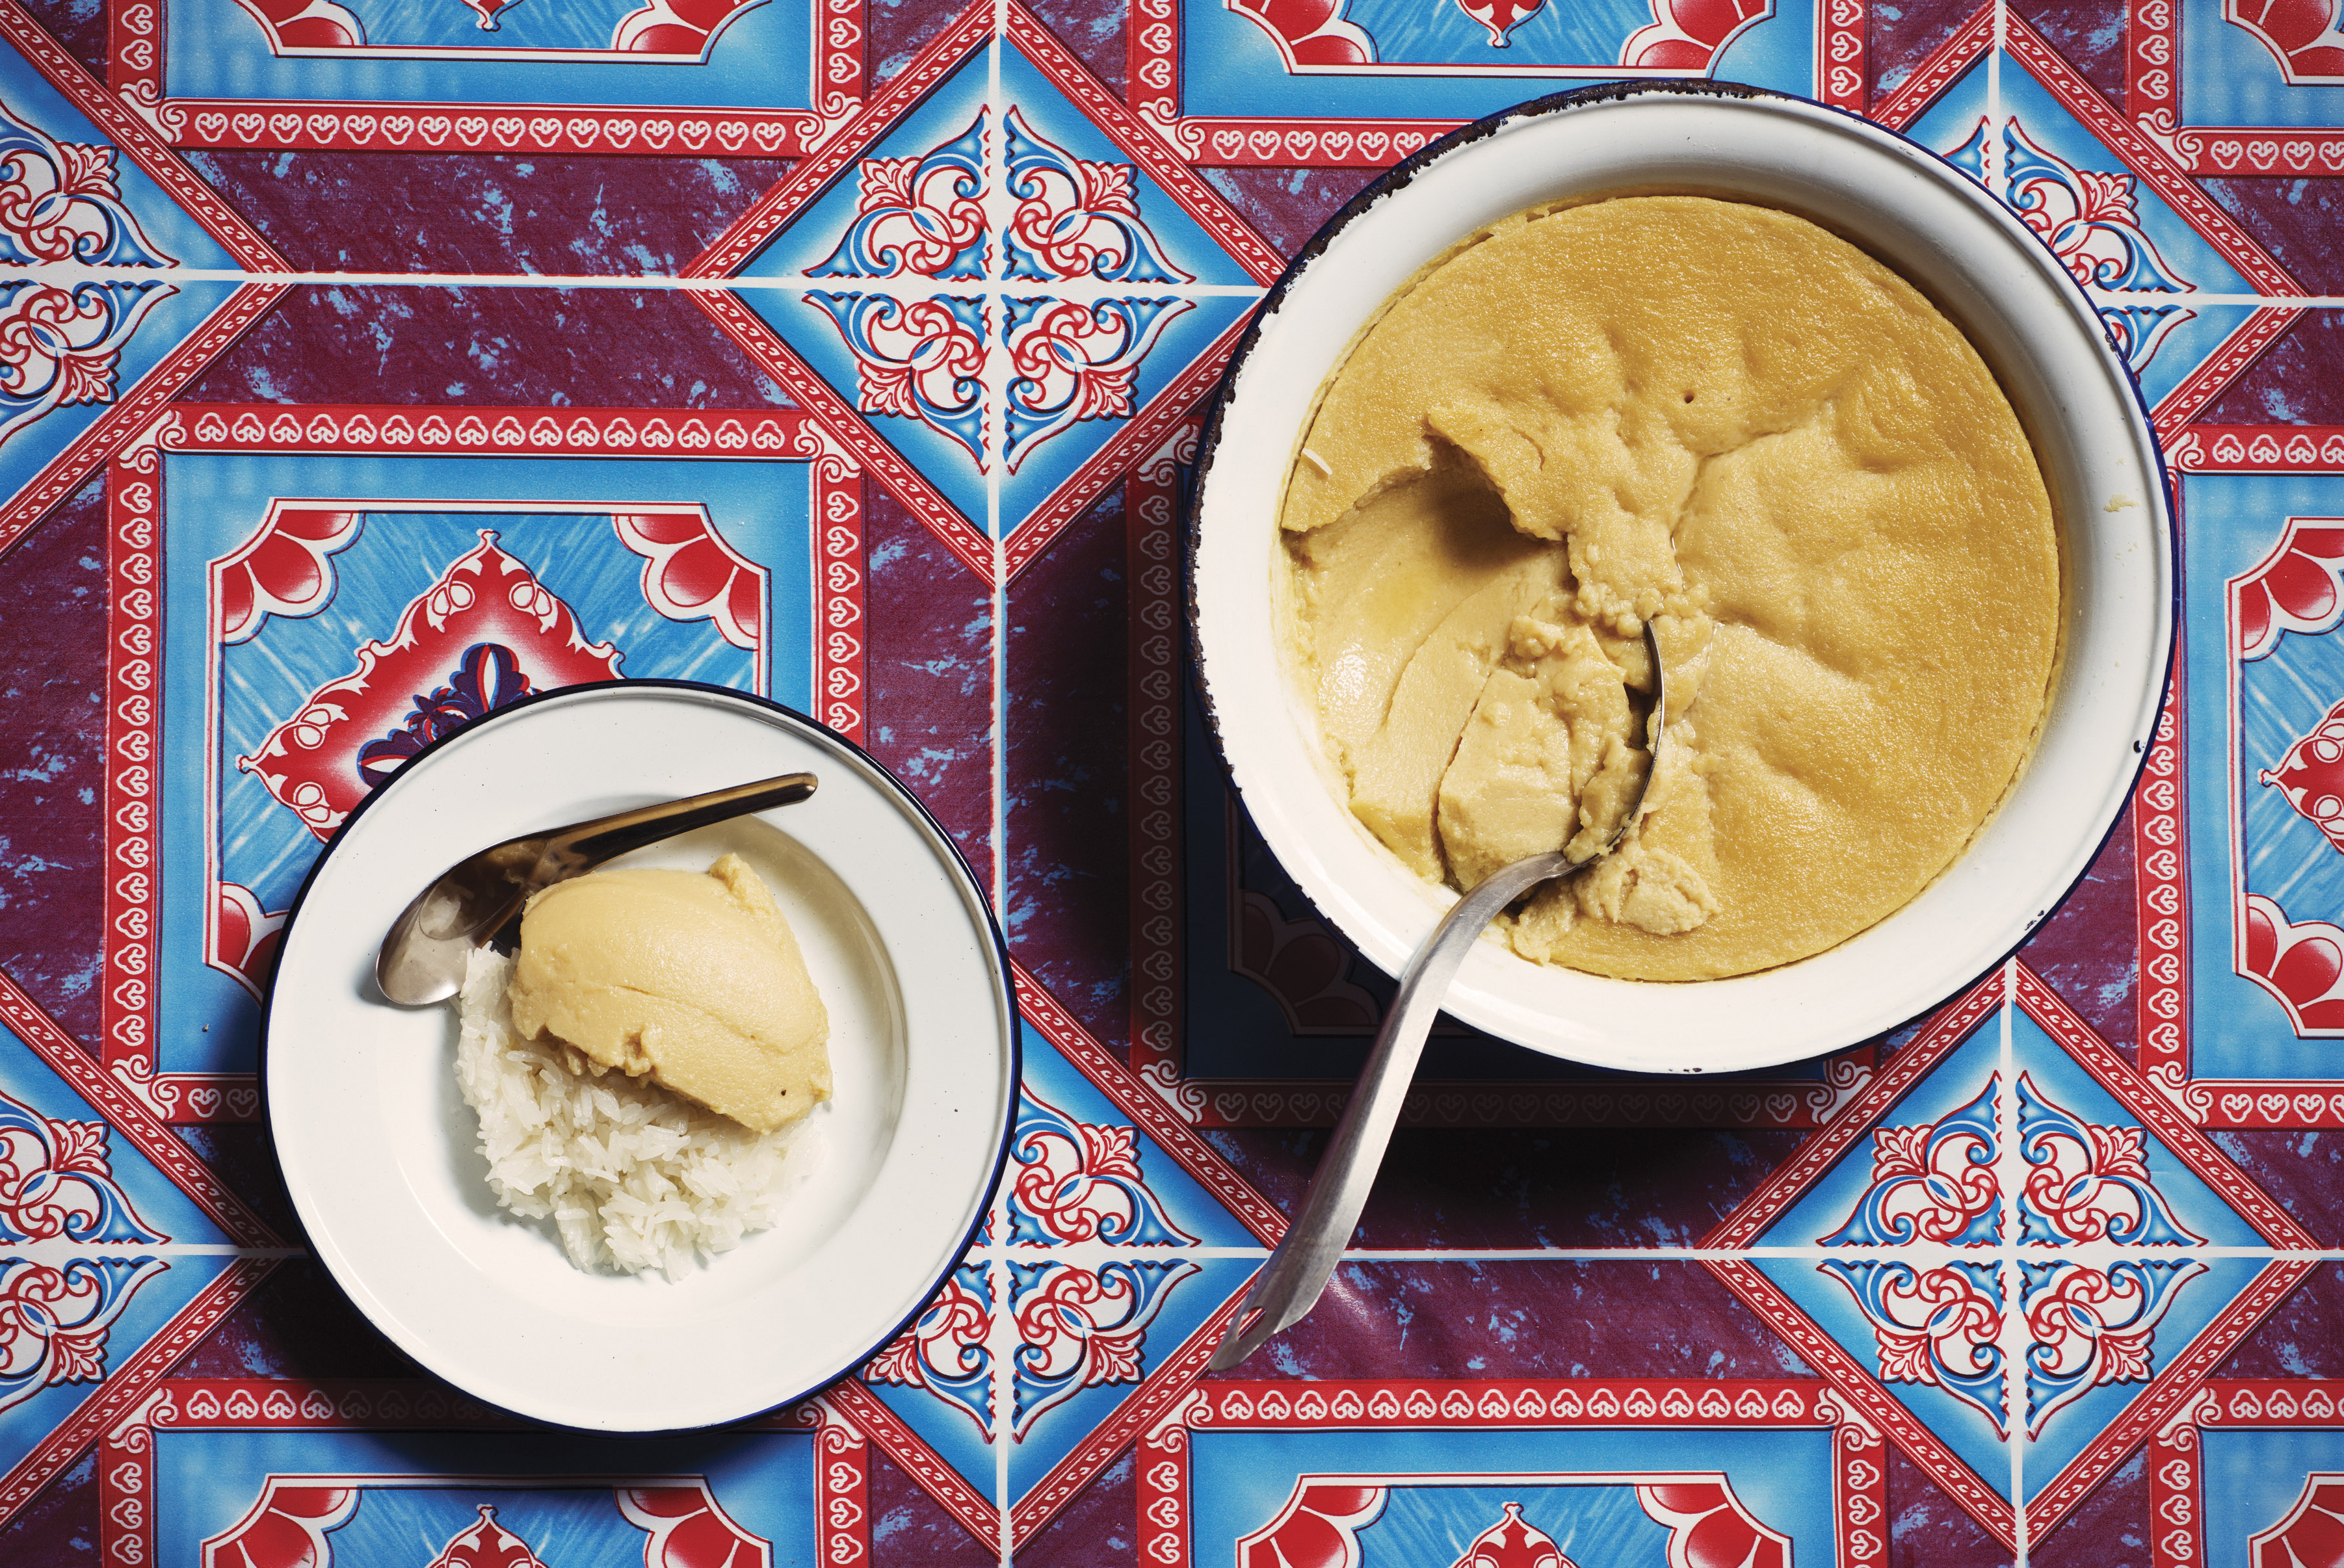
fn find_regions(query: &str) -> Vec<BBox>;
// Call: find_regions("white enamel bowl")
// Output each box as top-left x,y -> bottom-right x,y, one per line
263,682 -> 1016,1431
1188,83 -> 2172,1075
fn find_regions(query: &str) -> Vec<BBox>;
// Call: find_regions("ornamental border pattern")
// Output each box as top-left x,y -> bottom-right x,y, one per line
2126,0 -> 2344,174
1133,1379 -> 1889,1568
2135,475 -> 2344,1127
95,410 -> 866,1121
2171,428 -> 2344,472
111,0 -> 866,156
1126,425 -> 1185,1092
0,1262 -> 277,1529
1127,0 -> 1868,161
0,284 -> 286,563
683,3 -> 994,279
88,1380 -> 855,1568
103,447 -> 162,1094
0,0 -> 282,266
2147,1379 -> 2344,1568
1699,962 -> 2319,1546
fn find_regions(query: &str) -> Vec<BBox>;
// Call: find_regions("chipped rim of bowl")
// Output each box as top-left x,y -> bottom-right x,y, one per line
1185,79 -> 2174,1075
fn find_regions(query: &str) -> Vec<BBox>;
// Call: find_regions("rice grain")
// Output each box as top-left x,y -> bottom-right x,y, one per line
454,947 -> 805,1280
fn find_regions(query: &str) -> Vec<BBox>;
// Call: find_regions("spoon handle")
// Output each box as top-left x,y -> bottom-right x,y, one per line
1205,621 -> 1663,1370
1205,848 -> 1567,1372
555,772 -> 820,867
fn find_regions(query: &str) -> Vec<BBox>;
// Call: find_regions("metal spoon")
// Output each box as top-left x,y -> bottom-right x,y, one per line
1207,624 -> 1666,1370
373,770 -> 819,1007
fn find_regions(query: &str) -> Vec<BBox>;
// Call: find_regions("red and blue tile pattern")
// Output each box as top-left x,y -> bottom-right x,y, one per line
0,0 -> 2339,1562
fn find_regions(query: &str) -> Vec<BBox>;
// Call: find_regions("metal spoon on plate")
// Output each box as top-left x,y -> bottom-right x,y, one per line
373,770 -> 819,1007
1207,623 -> 1665,1369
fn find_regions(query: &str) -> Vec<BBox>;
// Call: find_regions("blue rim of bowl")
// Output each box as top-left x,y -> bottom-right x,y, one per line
1182,77 -> 2178,1053
256,677 -> 1020,1434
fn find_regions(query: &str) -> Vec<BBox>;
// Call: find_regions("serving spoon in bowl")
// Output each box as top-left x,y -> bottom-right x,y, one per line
1207,623 -> 1665,1370
373,770 -> 819,1008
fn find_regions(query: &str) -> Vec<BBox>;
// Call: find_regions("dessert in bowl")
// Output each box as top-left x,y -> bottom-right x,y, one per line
1188,83 -> 2172,1075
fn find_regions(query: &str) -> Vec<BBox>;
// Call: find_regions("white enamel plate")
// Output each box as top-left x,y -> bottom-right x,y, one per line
264,682 -> 1016,1432
1189,83 -> 2175,1074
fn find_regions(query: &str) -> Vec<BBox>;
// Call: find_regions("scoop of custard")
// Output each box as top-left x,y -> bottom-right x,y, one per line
505,854 -> 832,1132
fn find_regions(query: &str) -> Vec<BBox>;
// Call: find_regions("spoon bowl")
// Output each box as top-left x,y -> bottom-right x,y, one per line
373,770 -> 818,1006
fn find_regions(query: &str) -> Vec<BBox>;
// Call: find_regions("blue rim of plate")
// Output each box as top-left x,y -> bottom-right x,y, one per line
1181,76 -> 2178,1054
257,677 -> 1018,1433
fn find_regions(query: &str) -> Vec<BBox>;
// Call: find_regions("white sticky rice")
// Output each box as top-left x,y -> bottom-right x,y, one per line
453,947 -> 810,1280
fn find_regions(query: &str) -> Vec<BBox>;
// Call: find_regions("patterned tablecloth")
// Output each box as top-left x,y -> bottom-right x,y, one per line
2,1 -> 2341,1563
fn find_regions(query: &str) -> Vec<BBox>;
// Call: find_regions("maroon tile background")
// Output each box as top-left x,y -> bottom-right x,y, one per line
0,3 -> 2337,1564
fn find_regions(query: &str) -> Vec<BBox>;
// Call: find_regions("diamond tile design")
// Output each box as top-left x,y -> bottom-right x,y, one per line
0,3 -> 2339,1563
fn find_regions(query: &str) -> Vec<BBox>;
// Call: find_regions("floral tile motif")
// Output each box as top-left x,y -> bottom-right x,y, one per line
999,107 -> 1192,287
0,101 -> 178,444
798,272 -> 1216,489
1995,64 -> 2282,418
2011,1071 -> 2208,1248
1005,1255 -> 1201,1439
1948,114 -> 2201,372
0,1032 -> 234,1250
2015,1253 -> 2205,1435
154,450 -> 821,1075
2183,470 -> 2344,1083
1176,0 -> 1821,122
0,68 -> 250,522
1009,1019 -> 1274,1254
807,111 -> 990,281
2,3 -> 2343,1564
1006,1087 -> 1199,1248
1904,51 -> 2268,413
147,1417 -> 826,1567
1996,1027 -> 2297,1509
854,1021 -> 1265,1516
0,1086 -> 170,1420
739,41 -> 1252,530
159,0 -> 830,114
992,46 -> 1261,292
997,293 -> 1193,476
862,1264 -> 997,1440
1161,1388 -> 1859,1567
1815,1253 -> 2009,1443
0,1037 -> 248,1492
736,55 -> 994,281
0,1083 -> 168,1251
0,64 -> 246,271
2183,0 -> 2344,131
799,289 -> 992,471
1742,986 -> 2297,1537
1815,1075 -> 2001,1249
1001,1257 -> 1247,1503
993,288 -> 1248,530
1752,1028 -> 2021,1494
2001,62 -> 2258,297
